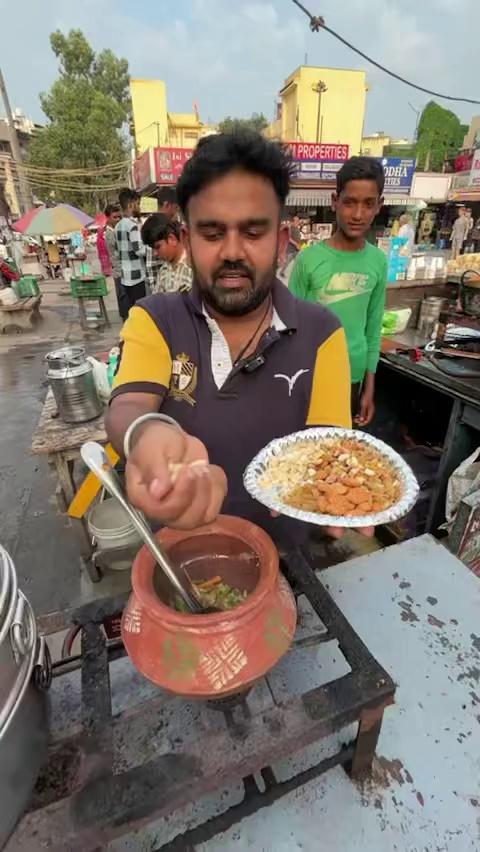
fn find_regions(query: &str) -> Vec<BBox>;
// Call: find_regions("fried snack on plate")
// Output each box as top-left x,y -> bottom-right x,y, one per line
259,436 -> 401,519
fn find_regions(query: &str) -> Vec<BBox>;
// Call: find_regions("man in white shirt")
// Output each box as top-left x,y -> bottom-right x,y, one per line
451,207 -> 469,259
398,213 -> 415,254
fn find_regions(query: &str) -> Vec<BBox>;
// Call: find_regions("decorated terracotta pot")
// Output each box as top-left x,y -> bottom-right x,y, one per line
122,515 -> 297,698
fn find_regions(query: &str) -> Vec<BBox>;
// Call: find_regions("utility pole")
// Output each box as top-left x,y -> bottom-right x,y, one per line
312,80 -> 328,143
0,67 -> 32,214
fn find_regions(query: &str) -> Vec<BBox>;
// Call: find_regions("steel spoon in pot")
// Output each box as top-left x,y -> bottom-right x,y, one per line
80,441 -> 213,614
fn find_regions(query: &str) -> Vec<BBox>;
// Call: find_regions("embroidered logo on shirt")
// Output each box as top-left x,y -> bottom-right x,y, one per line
274,369 -> 309,396
169,353 -> 197,406
322,272 -> 371,305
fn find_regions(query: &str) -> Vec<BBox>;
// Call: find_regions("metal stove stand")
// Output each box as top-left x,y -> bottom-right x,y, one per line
9,549 -> 395,851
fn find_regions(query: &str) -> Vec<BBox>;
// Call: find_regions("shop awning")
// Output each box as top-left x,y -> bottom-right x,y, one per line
286,189 -> 419,208
285,188 -> 333,207
448,188 -> 480,202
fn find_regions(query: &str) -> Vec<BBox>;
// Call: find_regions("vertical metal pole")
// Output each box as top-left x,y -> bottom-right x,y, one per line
316,86 -> 321,143
0,67 -> 32,214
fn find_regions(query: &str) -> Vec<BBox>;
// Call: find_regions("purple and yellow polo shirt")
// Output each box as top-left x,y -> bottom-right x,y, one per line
112,279 -> 351,546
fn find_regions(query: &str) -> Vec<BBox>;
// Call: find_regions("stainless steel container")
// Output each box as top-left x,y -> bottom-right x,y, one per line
417,296 -> 445,338
46,345 -> 102,423
0,545 -> 50,847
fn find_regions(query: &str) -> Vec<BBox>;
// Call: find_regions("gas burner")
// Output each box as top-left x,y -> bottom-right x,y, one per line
10,549 -> 395,851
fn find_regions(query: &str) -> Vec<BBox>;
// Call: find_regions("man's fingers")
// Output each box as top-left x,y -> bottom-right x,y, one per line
355,525 -> 375,538
325,525 -> 375,539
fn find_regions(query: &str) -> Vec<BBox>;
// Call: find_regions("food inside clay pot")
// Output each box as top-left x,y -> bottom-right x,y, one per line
151,533 -> 260,615
175,576 -> 248,613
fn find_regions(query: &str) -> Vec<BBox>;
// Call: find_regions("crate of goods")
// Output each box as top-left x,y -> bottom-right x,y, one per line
13,276 -> 40,298
70,275 -> 108,298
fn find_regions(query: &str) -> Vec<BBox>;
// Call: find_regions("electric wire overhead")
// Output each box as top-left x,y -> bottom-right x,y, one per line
292,0 -> 480,105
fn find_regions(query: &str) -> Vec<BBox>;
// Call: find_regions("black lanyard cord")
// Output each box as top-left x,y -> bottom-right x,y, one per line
233,296 -> 272,367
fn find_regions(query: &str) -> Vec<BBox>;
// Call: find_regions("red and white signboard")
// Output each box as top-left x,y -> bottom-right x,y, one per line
153,147 -> 192,184
287,142 -> 349,162
470,149 -> 480,187
286,142 -> 349,182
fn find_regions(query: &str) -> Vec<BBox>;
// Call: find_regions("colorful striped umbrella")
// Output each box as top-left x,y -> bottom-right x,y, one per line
13,204 -> 94,236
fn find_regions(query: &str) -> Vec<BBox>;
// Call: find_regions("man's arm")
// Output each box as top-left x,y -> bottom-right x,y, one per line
288,251 -> 308,299
357,256 -> 387,426
145,246 -> 155,290
106,305 -> 226,528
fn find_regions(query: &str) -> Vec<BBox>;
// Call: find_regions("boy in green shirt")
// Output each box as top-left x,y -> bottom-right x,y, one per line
289,156 -> 387,426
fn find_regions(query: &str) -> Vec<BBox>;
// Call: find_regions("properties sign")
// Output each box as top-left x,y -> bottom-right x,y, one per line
287,142 -> 350,182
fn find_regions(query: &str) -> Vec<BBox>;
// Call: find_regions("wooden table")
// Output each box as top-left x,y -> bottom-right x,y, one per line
31,389 -> 107,581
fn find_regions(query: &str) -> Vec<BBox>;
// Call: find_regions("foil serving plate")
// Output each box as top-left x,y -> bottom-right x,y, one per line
244,428 -> 419,528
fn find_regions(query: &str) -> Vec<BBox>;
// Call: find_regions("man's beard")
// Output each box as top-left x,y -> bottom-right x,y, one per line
191,258 -> 276,317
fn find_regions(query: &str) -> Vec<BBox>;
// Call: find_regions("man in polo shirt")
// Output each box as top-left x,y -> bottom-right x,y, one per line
106,131 -> 355,547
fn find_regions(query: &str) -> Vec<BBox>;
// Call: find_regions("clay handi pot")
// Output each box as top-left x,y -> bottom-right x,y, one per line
122,515 -> 297,699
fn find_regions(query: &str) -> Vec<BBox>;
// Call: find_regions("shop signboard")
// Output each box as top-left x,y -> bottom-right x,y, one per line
132,150 -> 153,191
153,147 -> 192,184
286,142 -> 349,182
450,172 -> 471,190
469,149 -> 480,187
380,157 -> 416,196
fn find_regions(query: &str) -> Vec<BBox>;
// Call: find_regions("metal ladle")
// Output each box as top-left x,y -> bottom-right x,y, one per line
80,441 -> 205,614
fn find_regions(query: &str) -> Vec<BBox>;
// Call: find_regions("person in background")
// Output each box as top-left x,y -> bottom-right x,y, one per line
157,186 -> 179,220
288,214 -> 302,255
464,207 -> 474,251
451,207 -> 469,259
289,156 -> 387,426
46,240 -> 61,278
98,203 -> 127,320
471,215 -> 480,253
398,213 -> 415,254
115,188 -> 147,312
141,213 -> 192,294
145,188 -> 180,291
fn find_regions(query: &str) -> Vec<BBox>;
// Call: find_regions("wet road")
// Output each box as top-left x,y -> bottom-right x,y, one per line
0,334 -> 128,627
0,344 -> 82,615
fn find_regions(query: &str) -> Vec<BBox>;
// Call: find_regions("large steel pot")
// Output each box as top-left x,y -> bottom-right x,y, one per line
0,545 -> 50,848
45,345 -> 102,423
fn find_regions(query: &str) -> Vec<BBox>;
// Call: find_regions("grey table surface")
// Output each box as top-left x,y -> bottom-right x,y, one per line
195,535 -> 480,852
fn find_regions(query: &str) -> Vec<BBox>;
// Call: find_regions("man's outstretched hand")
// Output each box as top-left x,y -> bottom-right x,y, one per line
126,422 -> 227,529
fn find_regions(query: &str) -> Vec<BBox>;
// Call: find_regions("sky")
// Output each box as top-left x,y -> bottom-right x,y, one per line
1,0 -> 479,139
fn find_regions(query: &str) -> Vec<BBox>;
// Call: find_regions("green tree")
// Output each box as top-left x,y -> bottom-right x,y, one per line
416,101 -> 468,172
28,30 -> 130,211
218,112 -> 269,134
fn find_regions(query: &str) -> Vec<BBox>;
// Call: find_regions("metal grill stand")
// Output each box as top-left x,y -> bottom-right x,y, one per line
9,549 -> 396,851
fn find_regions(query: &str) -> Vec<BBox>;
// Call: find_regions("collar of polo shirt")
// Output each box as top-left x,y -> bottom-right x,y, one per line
193,278 -> 295,390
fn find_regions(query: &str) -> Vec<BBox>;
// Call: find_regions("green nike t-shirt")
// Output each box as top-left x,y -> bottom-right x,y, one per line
289,241 -> 387,383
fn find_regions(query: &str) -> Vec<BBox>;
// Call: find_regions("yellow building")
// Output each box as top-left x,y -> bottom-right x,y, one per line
266,66 -> 367,155
361,133 -> 413,157
130,79 -> 216,154
130,80 -> 169,153
168,112 -> 216,149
